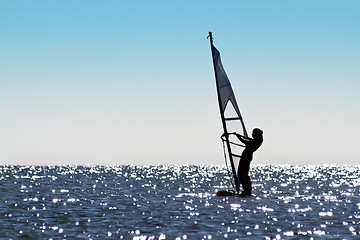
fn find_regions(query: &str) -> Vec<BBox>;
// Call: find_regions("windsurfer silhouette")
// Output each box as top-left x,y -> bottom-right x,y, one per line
224,128 -> 263,196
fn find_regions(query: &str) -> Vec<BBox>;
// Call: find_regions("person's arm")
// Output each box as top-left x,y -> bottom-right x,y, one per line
234,132 -> 251,144
221,132 -> 235,138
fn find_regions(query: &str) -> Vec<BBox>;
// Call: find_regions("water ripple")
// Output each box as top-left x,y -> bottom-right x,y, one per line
0,165 -> 359,239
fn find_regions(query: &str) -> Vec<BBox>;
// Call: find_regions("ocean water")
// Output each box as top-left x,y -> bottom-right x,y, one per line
1,165 -> 359,239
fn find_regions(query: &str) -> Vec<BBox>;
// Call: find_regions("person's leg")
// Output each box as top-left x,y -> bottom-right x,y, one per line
244,174 -> 252,195
238,159 -> 251,195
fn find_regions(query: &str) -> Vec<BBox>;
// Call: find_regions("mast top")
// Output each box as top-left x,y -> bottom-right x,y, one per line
208,31 -> 213,45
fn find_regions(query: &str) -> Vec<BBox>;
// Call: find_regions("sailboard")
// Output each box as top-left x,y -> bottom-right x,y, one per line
208,32 -> 248,196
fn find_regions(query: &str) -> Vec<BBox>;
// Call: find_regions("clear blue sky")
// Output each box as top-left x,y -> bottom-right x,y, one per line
1,1 -> 359,165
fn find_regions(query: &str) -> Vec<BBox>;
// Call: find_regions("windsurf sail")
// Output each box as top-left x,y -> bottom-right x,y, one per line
208,32 -> 248,193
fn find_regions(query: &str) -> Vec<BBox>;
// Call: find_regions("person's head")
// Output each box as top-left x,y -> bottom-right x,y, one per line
252,128 -> 263,140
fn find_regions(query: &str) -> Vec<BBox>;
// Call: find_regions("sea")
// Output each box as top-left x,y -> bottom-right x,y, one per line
0,165 -> 359,240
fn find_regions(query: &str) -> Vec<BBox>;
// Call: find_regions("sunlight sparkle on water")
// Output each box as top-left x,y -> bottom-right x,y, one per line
0,165 -> 359,239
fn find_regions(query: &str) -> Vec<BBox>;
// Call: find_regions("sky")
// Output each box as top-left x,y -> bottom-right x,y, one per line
1,1 -> 359,166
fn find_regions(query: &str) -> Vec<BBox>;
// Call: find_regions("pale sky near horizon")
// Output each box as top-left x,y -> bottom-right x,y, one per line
1,1 -> 359,165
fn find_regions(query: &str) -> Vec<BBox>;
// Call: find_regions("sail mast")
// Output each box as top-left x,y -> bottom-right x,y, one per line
208,32 -> 240,193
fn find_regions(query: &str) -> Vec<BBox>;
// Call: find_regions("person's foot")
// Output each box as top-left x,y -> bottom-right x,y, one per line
239,191 -> 251,197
